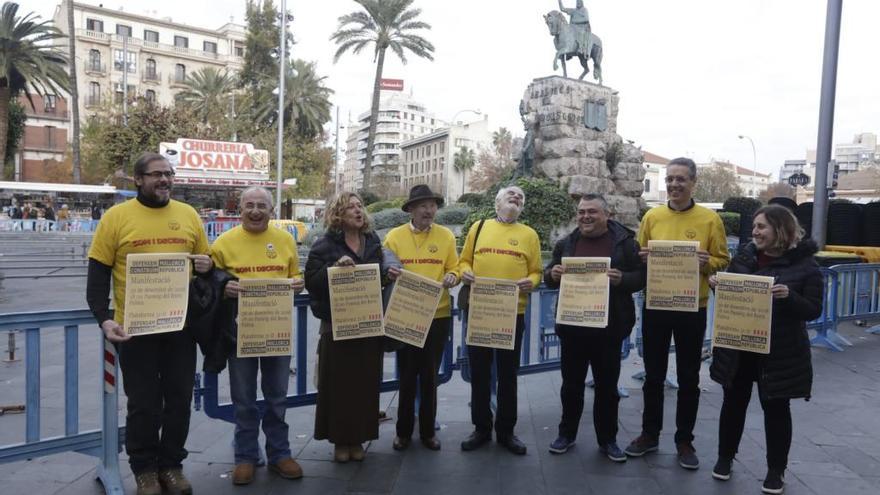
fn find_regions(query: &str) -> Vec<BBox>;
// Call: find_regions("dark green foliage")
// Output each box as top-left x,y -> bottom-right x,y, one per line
359,190 -> 381,206
456,192 -> 484,207
435,206 -> 470,225
460,177 -> 576,250
605,141 -> 623,173
718,212 -> 741,237
4,99 -> 26,171
372,208 -> 409,230
366,198 -> 405,213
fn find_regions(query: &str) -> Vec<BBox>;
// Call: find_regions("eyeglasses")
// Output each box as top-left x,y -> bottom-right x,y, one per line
141,171 -> 175,179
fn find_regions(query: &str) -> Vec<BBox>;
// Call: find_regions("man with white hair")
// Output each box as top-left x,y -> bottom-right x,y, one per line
209,187 -> 305,485
459,185 -> 542,455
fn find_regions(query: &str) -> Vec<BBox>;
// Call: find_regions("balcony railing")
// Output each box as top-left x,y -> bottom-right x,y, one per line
84,61 -> 106,75
24,107 -> 69,120
84,95 -> 102,108
142,70 -> 161,83
76,29 -> 242,63
169,74 -> 188,87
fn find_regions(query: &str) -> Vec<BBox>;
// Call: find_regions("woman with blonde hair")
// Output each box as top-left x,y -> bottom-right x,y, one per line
709,205 -> 824,494
305,192 -> 386,462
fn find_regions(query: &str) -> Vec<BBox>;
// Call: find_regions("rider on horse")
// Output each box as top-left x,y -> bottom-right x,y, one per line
558,0 -> 592,60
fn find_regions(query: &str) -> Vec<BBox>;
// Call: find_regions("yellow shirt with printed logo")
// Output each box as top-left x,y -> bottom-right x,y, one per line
88,199 -> 209,325
383,222 -> 460,318
459,219 -> 542,314
209,225 -> 301,280
637,203 -> 730,307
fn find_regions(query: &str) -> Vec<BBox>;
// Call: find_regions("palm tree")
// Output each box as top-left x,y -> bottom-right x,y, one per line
330,0 -> 434,192
175,67 -> 234,125
257,59 -> 333,140
453,146 -> 476,198
0,2 -> 69,166
492,127 -> 513,165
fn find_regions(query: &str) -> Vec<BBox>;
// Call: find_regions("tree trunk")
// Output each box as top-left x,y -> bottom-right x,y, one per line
0,86 -> 9,176
461,168 -> 466,198
363,46 -> 386,193
67,0 -> 81,183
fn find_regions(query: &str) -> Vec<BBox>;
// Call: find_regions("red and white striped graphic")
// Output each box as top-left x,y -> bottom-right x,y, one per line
104,339 -> 117,394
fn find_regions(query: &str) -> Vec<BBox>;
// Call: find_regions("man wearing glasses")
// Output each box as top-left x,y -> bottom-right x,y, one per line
87,152 -> 212,495
624,157 -> 729,470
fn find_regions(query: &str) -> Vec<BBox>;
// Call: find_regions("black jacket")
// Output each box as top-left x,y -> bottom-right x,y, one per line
543,220 -> 645,340
709,240 -> 823,401
304,229 -> 385,322
186,268 -> 237,373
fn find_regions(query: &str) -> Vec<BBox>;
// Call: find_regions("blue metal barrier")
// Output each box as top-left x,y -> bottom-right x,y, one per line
0,219 -> 98,232
0,310 -> 124,494
808,268 -> 844,351
828,263 -> 880,336
195,294 -> 457,423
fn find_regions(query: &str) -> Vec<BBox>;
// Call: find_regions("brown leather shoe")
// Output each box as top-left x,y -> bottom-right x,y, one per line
158,467 -> 193,495
350,443 -> 366,461
421,436 -> 441,451
334,444 -> 350,463
232,463 -> 255,485
392,436 -> 411,451
134,471 -> 161,495
269,457 -> 303,479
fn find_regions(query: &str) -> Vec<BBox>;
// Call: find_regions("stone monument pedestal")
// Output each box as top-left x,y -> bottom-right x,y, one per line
520,76 -> 646,229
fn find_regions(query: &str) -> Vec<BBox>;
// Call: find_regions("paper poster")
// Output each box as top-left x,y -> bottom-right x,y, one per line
711,272 -> 774,354
123,253 -> 190,336
384,269 -> 443,348
466,277 -> 519,350
556,257 -> 611,328
646,240 -> 700,312
237,278 -> 294,357
328,263 -> 384,341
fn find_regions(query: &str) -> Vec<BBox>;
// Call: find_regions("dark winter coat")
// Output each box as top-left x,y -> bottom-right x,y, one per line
543,220 -> 646,341
304,229 -> 385,322
709,240 -> 823,401
186,268 -> 236,373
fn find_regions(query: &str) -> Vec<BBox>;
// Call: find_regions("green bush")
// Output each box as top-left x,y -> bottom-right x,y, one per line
303,225 -> 325,247
435,205 -> 471,225
460,177 -> 575,250
358,190 -> 381,206
372,209 -> 410,230
457,193 -> 485,207
366,198 -> 405,213
718,212 -> 741,237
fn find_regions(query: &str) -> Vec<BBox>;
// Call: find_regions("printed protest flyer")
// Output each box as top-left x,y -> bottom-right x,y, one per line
466,277 -> 519,350
328,263 -> 384,341
237,278 -> 294,357
384,269 -> 443,348
556,257 -> 611,328
124,253 -> 190,335
711,272 -> 774,354
646,240 -> 700,312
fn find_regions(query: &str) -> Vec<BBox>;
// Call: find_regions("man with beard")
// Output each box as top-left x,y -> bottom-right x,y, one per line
459,185 -> 542,455
209,187 -> 305,485
544,194 -> 644,460
383,185 -> 460,451
87,152 -> 212,495
624,157 -> 730,470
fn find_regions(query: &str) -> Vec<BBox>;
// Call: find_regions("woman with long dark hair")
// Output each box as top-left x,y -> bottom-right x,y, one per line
709,205 -> 824,494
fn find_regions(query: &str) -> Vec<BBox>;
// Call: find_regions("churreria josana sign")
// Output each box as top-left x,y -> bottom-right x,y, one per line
159,138 -> 273,187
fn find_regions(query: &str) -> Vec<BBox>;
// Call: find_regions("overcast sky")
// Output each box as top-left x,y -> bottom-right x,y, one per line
29,0 -> 880,179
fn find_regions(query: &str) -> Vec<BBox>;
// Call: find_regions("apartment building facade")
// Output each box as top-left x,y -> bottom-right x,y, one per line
14,94 -> 71,181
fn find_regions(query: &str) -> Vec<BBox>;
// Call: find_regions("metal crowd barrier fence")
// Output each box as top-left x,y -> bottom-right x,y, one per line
828,263 -> 880,336
0,310 -> 124,494
0,219 -> 99,232
194,294 -> 457,422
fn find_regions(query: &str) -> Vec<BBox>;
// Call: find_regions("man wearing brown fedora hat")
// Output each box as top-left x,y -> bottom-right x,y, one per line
384,184 -> 460,451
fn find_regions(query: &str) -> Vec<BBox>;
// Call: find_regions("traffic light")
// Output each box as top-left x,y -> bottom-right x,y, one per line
827,161 -> 839,198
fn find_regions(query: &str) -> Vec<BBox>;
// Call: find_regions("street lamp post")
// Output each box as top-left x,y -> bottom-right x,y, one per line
738,134 -> 757,197
334,106 -> 342,196
275,0 -> 288,219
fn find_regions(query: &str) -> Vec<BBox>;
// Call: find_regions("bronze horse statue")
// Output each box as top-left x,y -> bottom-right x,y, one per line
544,10 -> 603,84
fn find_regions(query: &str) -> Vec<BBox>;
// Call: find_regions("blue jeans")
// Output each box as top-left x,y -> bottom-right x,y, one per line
228,354 -> 292,464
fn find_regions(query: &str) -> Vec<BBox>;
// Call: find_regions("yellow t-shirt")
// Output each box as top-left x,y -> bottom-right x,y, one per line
88,199 -> 209,325
637,203 -> 730,307
383,223 -> 460,318
459,219 -> 542,314
209,225 -> 301,280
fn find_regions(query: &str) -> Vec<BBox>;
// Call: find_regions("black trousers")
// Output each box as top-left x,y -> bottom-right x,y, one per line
468,314 -> 525,438
396,317 -> 451,439
558,331 -> 623,446
718,353 -> 792,470
641,307 -> 707,444
118,329 -> 197,474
